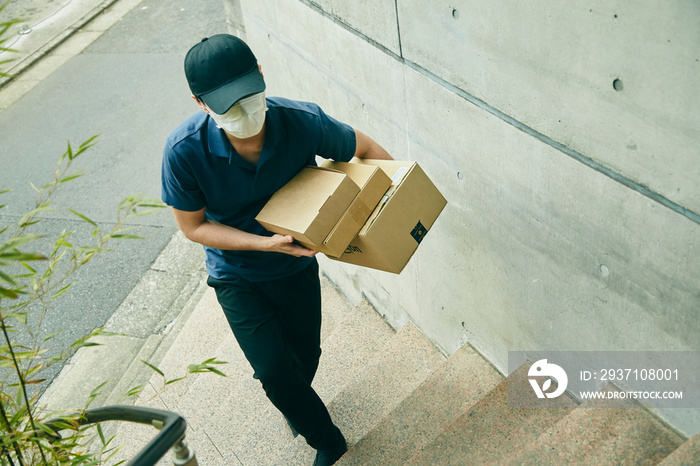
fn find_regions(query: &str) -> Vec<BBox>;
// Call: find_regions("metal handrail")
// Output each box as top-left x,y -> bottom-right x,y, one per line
44,405 -> 196,466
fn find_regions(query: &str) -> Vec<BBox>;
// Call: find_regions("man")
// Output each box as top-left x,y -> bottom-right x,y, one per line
161,34 -> 392,465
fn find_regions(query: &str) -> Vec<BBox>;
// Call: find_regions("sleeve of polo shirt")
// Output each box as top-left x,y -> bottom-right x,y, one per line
315,107 -> 356,163
161,141 -> 206,212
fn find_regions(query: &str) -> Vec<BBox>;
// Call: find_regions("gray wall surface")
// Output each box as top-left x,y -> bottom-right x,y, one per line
235,0 -> 699,436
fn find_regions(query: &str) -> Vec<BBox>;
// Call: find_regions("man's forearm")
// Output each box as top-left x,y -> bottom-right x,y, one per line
354,129 -> 394,160
178,216 -> 316,258
187,219 -> 268,251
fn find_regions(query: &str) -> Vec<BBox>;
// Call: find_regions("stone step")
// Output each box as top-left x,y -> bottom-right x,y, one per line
107,276 -> 354,465
257,298 -> 397,465
407,363 -> 577,465
190,297 -> 394,465
313,300 -> 397,403
274,321 -> 446,465
336,344 -> 503,465
319,275 -> 353,343
158,276 -> 357,466
105,286 -> 239,465
658,432 -> 699,465
510,385 -> 685,465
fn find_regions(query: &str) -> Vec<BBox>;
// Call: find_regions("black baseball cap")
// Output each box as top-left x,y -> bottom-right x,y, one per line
184,34 -> 266,115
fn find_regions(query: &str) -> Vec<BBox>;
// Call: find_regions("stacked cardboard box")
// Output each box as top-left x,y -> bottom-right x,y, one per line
256,159 -> 446,274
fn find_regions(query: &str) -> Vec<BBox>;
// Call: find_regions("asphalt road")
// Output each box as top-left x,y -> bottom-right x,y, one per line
0,0 -> 229,387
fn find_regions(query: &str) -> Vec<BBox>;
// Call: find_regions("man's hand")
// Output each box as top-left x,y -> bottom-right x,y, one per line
265,234 -> 317,257
172,208 -> 316,257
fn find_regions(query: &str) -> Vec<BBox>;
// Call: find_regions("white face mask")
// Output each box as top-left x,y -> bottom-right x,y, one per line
209,92 -> 268,138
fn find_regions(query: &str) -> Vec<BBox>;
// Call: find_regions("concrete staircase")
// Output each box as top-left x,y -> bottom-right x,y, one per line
107,277 -> 697,465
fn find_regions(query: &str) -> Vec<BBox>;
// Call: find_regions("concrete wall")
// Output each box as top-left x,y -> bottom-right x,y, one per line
235,0 -> 699,435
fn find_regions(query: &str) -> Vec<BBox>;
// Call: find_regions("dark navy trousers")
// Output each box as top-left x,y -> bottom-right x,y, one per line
207,259 -> 341,451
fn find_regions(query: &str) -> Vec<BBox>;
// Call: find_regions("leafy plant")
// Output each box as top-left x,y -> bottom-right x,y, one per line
0,136 -> 168,464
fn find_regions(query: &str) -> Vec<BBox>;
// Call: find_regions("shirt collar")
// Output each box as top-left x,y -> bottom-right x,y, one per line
205,114 -> 233,159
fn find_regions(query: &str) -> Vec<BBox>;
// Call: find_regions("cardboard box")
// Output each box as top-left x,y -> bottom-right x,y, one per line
330,159 -> 447,274
255,163 -> 391,254
256,166 -> 360,247
318,161 -> 392,257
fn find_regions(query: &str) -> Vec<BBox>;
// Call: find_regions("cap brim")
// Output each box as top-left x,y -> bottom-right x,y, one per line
199,66 -> 266,115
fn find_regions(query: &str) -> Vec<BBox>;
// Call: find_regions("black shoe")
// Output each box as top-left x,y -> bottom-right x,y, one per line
312,428 -> 347,466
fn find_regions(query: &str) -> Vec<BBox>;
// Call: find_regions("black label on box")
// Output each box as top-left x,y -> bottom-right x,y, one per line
411,221 -> 428,244
344,245 -> 363,254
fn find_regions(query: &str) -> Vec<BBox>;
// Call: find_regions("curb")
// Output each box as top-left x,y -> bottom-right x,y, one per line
39,231 -> 208,416
0,0 -> 119,90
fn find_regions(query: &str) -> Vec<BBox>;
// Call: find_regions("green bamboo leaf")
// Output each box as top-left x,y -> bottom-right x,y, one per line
75,135 -> 99,155
125,209 -> 161,219
137,203 -> 167,208
109,234 -> 145,240
6,312 -> 27,325
71,331 -> 104,349
73,341 -> 101,348
50,420 -> 75,431
68,209 -> 97,226
124,385 -> 144,398
0,270 -> 17,285
44,329 -> 66,341
86,380 -> 108,408
0,286 -> 18,299
0,233 -> 43,252
17,205 -> 56,227
164,377 -> 186,385
34,421 -> 59,436
58,170 -> 84,184
141,360 -> 164,377
97,423 -> 107,445
202,357 -> 228,365
24,378 -> 46,385
25,362 -> 44,376
21,262 -> 37,273
40,179 -> 57,190
206,367 -> 227,377
76,246 -> 110,254
64,141 -> 74,161
0,251 -> 47,261
51,282 -> 74,300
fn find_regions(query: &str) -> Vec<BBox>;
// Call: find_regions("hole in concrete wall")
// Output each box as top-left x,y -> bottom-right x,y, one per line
600,265 -> 610,277
452,8 -> 460,20
457,171 -> 463,180
613,78 -> 624,91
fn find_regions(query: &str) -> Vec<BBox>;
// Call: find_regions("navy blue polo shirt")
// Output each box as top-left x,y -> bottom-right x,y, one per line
161,97 -> 356,282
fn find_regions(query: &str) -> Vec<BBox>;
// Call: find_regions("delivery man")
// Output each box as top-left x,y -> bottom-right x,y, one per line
161,34 -> 392,465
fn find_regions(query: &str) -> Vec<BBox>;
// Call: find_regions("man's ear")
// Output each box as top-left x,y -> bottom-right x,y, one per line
192,95 -> 210,114
258,64 -> 264,79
